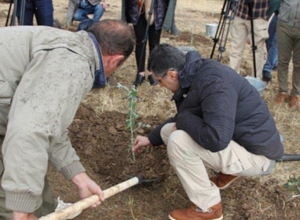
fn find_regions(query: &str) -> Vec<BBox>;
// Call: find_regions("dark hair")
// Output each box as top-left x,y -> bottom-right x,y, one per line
77,19 -> 97,31
147,44 -> 185,76
87,19 -> 135,65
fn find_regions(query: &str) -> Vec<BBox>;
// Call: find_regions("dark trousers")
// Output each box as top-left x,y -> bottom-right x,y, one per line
134,13 -> 161,73
16,0 -> 54,26
277,21 -> 300,95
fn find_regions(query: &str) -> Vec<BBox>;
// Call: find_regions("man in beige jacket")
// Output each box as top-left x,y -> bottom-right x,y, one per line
0,19 -> 134,220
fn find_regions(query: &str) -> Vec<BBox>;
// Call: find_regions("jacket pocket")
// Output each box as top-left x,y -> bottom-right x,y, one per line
254,19 -> 269,40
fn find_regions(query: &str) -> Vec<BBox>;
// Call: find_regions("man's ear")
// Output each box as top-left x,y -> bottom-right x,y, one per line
168,69 -> 178,80
109,54 -> 124,67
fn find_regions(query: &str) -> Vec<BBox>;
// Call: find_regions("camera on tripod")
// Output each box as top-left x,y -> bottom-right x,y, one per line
210,0 -> 258,78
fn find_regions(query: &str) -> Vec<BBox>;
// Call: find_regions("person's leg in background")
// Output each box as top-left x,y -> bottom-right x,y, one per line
73,0 -> 93,22
275,21 -> 293,105
16,0 -> 34,25
92,3 -> 105,21
229,16 -> 249,74
133,14 -> 148,86
252,18 -> 269,79
33,0 -> 54,26
147,25 -> 161,85
289,26 -> 300,108
262,14 -> 278,82
162,0 -> 180,36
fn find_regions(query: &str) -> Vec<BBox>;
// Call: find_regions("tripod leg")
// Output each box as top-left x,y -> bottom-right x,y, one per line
248,2 -> 257,78
211,0 -> 238,62
5,0 -> 13,26
217,7 -> 236,62
10,0 -> 18,25
210,0 -> 227,59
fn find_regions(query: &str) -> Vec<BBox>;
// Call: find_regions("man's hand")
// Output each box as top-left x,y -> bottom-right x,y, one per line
71,172 -> 104,208
132,135 -> 151,153
172,124 -> 177,132
13,212 -> 37,220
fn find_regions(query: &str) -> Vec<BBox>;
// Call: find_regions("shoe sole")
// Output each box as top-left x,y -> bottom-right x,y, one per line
168,214 -> 223,220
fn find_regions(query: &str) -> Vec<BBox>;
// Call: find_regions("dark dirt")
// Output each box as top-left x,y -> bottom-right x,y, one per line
69,103 -> 171,185
63,102 -> 300,220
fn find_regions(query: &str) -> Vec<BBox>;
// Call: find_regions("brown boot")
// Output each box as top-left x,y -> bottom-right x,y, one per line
289,95 -> 299,109
210,172 -> 241,190
275,92 -> 288,105
168,202 -> 223,220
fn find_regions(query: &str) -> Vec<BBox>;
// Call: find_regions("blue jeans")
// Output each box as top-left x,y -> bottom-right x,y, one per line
16,0 -> 54,26
263,14 -> 278,73
73,1 -> 105,22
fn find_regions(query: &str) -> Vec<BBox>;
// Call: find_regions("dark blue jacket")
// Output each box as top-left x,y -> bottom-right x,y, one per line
125,0 -> 169,30
148,51 -> 284,160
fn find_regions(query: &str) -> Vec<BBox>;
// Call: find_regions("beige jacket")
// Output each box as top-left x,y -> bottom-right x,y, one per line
0,26 -> 100,212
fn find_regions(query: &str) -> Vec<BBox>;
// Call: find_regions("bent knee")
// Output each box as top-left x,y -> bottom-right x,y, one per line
167,130 -> 188,155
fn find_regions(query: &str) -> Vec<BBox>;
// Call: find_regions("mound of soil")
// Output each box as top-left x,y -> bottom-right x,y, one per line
66,103 -> 300,220
69,103 -> 172,184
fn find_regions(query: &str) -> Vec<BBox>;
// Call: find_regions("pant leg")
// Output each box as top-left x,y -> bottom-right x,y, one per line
133,14 -> 148,73
277,21 -> 293,93
291,26 -> 300,96
229,16 -> 249,73
148,25 -> 161,53
252,18 -> 269,79
73,1 -> 92,22
33,0 -> 54,26
16,0 -> 34,25
162,0 -> 176,31
263,15 -> 278,73
92,4 -> 105,21
161,123 -> 273,210
73,8 -> 90,21
162,124 -> 221,211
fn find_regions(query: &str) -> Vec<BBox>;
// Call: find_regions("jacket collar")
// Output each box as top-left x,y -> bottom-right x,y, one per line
88,32 -> 107,88
178,51 -> 203,88
172,51 -> 203,102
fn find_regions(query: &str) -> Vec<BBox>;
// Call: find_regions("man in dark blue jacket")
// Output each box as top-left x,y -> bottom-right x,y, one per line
132,44 -> 284,220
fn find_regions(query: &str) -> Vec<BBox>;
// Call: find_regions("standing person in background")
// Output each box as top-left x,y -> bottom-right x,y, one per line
66,0 -> 108,28
0,19 -> 134,220
274,0 -> 300,108
16,0 -> 54,26
262,0 -> 281,83
123,0 -> 169,87
229,0 -> 269,79
162,0 -> 180,36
